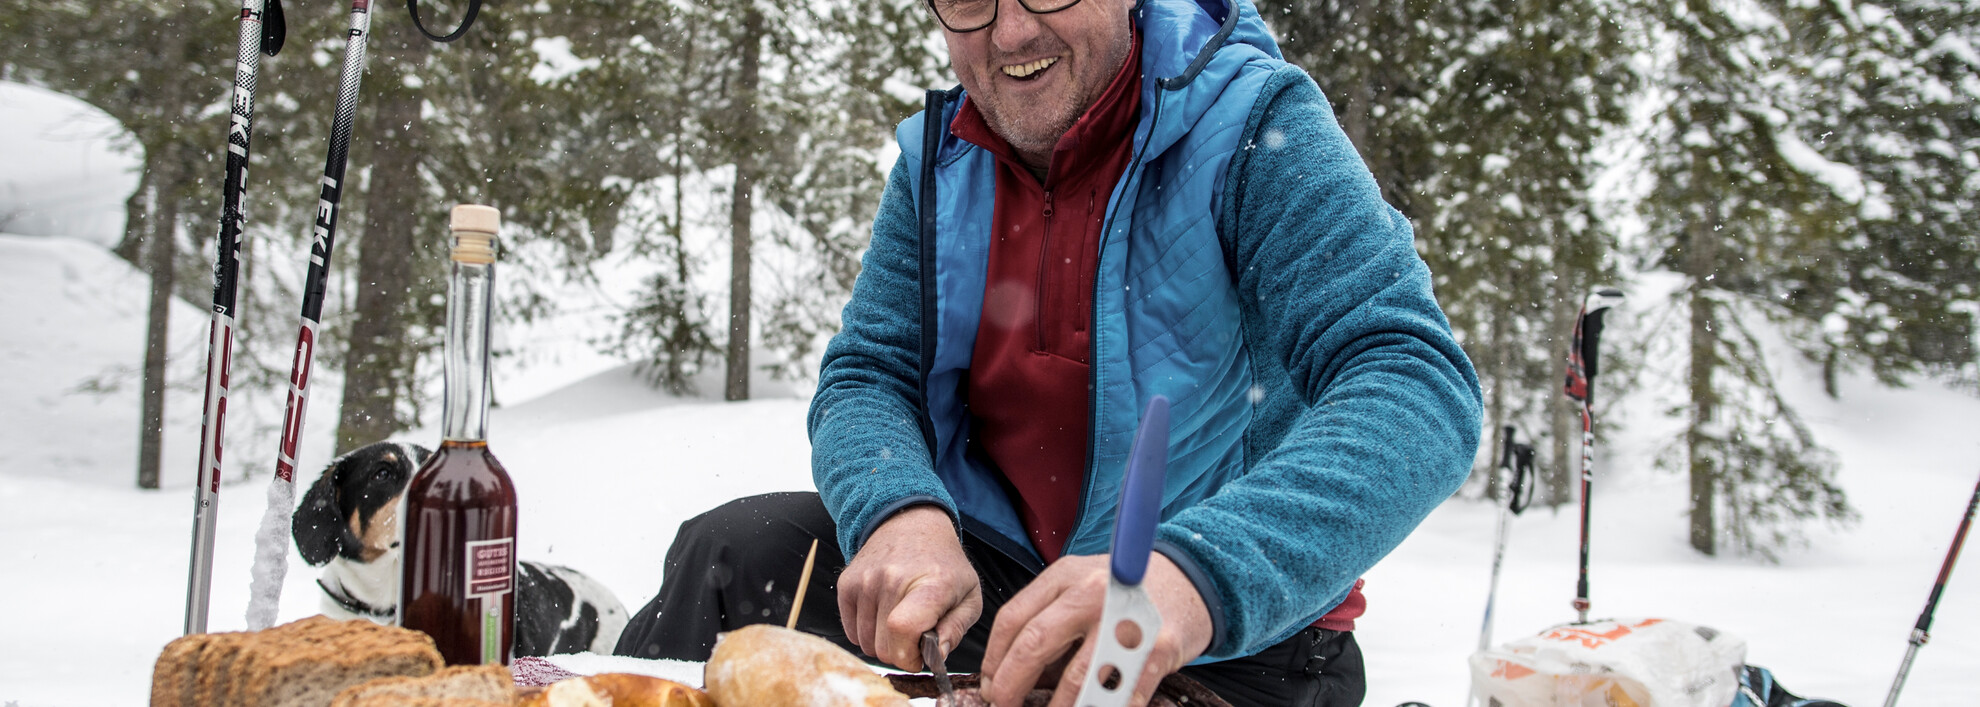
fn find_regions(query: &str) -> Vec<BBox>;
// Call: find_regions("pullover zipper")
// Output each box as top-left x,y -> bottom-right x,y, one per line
1035,189 -> 1055,352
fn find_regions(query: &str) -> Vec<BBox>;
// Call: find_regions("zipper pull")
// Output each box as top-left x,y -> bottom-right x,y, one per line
1043,191 -> 1054,218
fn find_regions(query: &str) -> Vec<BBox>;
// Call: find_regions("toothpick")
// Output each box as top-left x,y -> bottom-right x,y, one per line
786,538 -> 820,630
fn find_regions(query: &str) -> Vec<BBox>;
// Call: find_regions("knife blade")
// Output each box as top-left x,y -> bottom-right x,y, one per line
922,630 -> 954,699
1073,395 -> 1171,707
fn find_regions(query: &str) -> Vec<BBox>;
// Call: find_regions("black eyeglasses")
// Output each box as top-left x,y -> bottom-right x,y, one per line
926,0 -> 1085,33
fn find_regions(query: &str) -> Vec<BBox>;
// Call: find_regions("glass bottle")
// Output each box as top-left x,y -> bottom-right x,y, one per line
399,204 -> 517,666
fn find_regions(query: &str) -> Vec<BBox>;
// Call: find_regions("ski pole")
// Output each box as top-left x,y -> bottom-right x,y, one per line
1883,471 -> 1980,707
1479,425 -> 1535,651
185,0 -> 286,637
1564,288 -> 1623,624
244,0 -> 377,631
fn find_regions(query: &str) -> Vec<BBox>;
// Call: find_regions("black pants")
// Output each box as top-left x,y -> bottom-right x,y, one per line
614,492 -> 1365,707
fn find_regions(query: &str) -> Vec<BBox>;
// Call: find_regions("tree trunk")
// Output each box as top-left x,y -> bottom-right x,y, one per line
1483,298 -> 1509,499
1684,213 -> 1721,555
115,166 -> 152,265
724,8 -> 764,402
137,159 -> 180,490
1339,0 -> 1376,162
1545,233 -> 1578,507
335,24 -> 428,454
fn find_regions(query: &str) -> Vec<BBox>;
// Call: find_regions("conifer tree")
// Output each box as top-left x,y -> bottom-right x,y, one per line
1640,0 -> 1856,556
1260,0 -> 1635,503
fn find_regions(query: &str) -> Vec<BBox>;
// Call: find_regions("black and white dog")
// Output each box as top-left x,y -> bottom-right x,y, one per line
293,441 -> 628,656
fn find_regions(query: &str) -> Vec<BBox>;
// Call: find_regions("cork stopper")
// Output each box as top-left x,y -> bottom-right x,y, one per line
450,204 -> 500,264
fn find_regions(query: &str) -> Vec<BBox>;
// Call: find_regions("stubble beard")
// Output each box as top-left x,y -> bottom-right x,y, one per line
971,31 -> 1132,161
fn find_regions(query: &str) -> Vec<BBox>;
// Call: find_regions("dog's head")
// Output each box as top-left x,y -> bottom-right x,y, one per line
293,441 -> 431,566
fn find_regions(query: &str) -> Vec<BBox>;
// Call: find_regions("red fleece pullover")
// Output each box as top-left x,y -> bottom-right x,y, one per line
952,35 -> 1364,631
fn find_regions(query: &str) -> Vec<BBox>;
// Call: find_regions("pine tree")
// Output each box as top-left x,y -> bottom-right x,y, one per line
1260,0 -> 1635,503
1774,0 -> 1980,393
1640,0 -> 1858,556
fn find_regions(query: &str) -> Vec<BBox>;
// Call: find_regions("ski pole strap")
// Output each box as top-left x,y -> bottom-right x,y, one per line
261,0 -> 287,55
406,0 -> 480,42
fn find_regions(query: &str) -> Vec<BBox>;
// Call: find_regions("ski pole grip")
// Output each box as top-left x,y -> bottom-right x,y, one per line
1111,396 -> 1170,585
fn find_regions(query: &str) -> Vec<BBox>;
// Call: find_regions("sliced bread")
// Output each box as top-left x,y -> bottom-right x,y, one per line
234,618 -> 444,707
329,664 -> 516,707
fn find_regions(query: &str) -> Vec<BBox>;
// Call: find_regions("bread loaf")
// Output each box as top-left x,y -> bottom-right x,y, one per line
705,625 -> 909,707
330,664 -> 515,707
149,616 -> 443,707
148,632 -> 211,707
519,673 -> 713,707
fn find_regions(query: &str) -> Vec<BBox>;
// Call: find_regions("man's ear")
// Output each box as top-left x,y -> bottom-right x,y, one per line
294,465 -> 352,566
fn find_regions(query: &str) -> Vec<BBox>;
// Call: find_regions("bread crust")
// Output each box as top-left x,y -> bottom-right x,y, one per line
149,632 -> 211,707
518,673 -> 713,707
236,619 -> 443,706
705,625 -> 909,707
150,616 -> 443,707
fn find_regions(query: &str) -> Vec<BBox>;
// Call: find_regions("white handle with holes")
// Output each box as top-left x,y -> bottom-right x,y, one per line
1076,579 -> 1163,707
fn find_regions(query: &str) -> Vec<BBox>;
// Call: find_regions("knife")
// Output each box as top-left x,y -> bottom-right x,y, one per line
1073,396 -> 1170,707
922,629 -> 954,700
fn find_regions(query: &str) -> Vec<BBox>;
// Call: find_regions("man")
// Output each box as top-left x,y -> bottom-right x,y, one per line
615,0 -> 1481,705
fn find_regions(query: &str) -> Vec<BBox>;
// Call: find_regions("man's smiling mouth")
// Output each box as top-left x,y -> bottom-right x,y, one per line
1002,56 -> 1059,80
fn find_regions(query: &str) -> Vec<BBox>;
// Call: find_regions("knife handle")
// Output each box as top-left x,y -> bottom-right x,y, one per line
1110,396 -> 1170,585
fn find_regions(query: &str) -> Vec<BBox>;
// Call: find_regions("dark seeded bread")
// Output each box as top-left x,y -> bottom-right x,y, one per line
149,616 -> 442,707
234,618 -> 443,707
193,630 -> 256,707
329,664 -> 516,707
149,632 -> 211,707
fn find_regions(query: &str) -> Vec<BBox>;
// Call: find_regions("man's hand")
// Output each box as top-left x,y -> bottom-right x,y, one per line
836,504 -> 983,671
979,553 -> 1212,707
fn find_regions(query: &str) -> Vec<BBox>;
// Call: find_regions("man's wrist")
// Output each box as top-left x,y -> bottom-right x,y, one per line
872,502 -> 960,544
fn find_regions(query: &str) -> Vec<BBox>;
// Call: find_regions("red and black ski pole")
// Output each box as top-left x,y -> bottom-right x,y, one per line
1564,288 -> 1623,624
185,0 -> 286,637
244,0 -> 378,631
1883,471 -> 1980,707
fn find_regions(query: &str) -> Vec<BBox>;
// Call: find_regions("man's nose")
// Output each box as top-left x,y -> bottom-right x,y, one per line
989,0 -> 1045,53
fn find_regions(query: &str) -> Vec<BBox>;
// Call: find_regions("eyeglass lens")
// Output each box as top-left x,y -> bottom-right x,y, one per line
928,0 -> 1084,33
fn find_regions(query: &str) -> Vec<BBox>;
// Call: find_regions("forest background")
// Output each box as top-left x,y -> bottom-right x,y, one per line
0,0 -> 1975,559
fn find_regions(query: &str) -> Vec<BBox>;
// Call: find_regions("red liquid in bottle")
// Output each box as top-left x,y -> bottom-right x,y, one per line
400,440 -> 517,665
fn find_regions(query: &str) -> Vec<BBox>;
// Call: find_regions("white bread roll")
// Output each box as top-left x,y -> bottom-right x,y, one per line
705,625 -> 910,707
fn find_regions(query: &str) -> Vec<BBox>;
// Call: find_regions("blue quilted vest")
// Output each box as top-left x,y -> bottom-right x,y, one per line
894,0 -> 1289,567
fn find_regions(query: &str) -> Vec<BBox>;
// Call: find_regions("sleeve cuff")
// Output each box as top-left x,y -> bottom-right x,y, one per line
1153,538 -> 1229,659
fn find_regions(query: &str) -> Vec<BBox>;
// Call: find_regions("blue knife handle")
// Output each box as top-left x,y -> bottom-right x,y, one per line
1110,395 -> 1170,585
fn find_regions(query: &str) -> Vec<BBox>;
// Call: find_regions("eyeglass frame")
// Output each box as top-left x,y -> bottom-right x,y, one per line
925,0 -> 1086,33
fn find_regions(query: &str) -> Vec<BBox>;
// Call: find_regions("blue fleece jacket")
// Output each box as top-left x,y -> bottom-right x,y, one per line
808,0 -> 1481,660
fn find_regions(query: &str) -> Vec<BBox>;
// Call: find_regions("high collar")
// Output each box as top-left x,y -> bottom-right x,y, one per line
951,33 -> 1144,187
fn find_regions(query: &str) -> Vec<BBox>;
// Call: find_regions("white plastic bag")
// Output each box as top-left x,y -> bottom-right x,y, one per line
1469,618 -> 1746,707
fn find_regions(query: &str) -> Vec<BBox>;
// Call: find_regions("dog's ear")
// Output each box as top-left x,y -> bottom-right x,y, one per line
294,467 -> 345,566
407,443 -> 432,467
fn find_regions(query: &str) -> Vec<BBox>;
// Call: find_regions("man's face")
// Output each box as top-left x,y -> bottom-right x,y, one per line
940,0 -> 1135,160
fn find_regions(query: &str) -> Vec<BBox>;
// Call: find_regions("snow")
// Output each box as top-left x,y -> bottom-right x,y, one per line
244,476 -> 296,630
0,83 -> 139,246
529,37 -> 601,84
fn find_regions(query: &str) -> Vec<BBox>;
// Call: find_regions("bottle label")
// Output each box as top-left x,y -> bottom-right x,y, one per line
465,537 -> 513,665
464,537 -> 514,596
